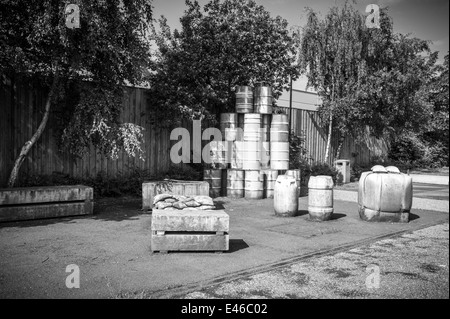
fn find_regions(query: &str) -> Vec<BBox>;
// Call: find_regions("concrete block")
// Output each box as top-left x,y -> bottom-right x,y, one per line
151,209 -> 229,233
151,209 -> 230,252
0,186 -> 93,222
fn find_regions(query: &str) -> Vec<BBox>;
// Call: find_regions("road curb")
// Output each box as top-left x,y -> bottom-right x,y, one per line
334,190 -> 449,213
409,174 -> 449,185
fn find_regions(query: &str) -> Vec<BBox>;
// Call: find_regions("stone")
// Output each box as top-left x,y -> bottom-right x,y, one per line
173,202 -> 188,210
165,198 -> 177,203
185,200 -> 201,208
193,196 -> 214,206
173,195 -> 190,202
183,208 -> 198,211
153,194 -> 174,205
155,201 -> 173,210
197,205 -> 216,211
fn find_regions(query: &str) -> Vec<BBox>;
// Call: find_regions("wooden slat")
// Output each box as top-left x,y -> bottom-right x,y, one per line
0,76 -> 390,188
150,127 -> 156,175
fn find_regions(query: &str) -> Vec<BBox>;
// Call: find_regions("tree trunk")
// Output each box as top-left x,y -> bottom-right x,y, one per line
324,113 -> 333,164
7,70 -> 60,188
324,80 -> 336,164
335,133 -> 346,160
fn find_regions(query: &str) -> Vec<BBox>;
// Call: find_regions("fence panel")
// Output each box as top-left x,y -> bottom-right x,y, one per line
0,78 -> 389,187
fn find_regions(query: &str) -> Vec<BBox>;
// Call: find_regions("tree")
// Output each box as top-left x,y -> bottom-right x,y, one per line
300,3 -> 438,163
0,0 -> 153,187
421,53 -> 449,166
300,2 -> 369,163
148,0 -> 300,127
356,33 -> 438,139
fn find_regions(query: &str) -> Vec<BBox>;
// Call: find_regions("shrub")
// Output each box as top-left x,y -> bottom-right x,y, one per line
416,142 -> 448,168
309,162 -> 339,185
297,162 -> 339,187
289,132 -> 310,170
272,107 -> 287,115
165,164 -> 203,181
17,164 -> 205,199
388,133 -> 425,167
387,132 -> 448,170
351,163 -> 367,182
297,157 -> 312,187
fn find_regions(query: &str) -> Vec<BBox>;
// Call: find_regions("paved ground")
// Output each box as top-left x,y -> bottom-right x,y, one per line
414,184 -> 450,201
178,223 -> 449,299
336,182 -> 449,201
409,174 -> 449,185
410,167 -> 449,176
0,195 -> 448,299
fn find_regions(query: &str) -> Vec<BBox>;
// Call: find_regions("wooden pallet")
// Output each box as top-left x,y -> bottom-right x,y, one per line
0,185 -> 94,222
151,209 -> 229,253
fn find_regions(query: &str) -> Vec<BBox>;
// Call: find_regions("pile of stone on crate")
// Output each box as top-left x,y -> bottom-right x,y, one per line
153,194 -> 216,211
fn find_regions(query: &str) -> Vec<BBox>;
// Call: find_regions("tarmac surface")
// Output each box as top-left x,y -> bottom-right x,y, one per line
335,182 -> 449,201
409,174 -> 449,186
180,223 -> 449,299
0,194 -> 448,299
335,181 -> 449,212
413,184 -> 449,201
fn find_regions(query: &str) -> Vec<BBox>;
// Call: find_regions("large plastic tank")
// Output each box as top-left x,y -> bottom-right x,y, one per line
286,169 -> 301,198
358,166 -> 413,223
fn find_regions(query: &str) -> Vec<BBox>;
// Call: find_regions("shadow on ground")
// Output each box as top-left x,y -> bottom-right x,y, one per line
0,196 -> 145,228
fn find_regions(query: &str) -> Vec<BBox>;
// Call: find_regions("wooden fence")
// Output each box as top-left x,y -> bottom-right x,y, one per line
286,108 -> 389,166
0,77 -> 173,187
0,76 -> 388,187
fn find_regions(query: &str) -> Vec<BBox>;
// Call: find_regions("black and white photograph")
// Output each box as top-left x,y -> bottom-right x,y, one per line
0,0 -> 448,306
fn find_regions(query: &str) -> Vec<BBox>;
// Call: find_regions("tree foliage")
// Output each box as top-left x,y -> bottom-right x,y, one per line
300,2 -> 370,162
149,0 -> 300,127
0,0 -> 153,186
300,3 -> 439,163
419,53 -> 449,166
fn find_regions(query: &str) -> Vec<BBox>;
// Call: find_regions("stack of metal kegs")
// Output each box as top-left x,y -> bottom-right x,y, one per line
204,83 -> 301,201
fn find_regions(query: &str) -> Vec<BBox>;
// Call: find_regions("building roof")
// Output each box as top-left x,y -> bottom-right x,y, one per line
276,89 -> 322,111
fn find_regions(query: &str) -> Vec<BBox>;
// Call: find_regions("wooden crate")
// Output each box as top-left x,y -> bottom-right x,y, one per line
142,180 -> 209,211
151,209 -> 229,253
0,185 -> 94,222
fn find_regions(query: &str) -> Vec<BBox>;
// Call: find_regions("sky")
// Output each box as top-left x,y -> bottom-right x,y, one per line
152,0 -> 449,90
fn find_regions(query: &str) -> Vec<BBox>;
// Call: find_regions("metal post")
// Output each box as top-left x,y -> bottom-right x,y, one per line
289,76 -> 293,142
